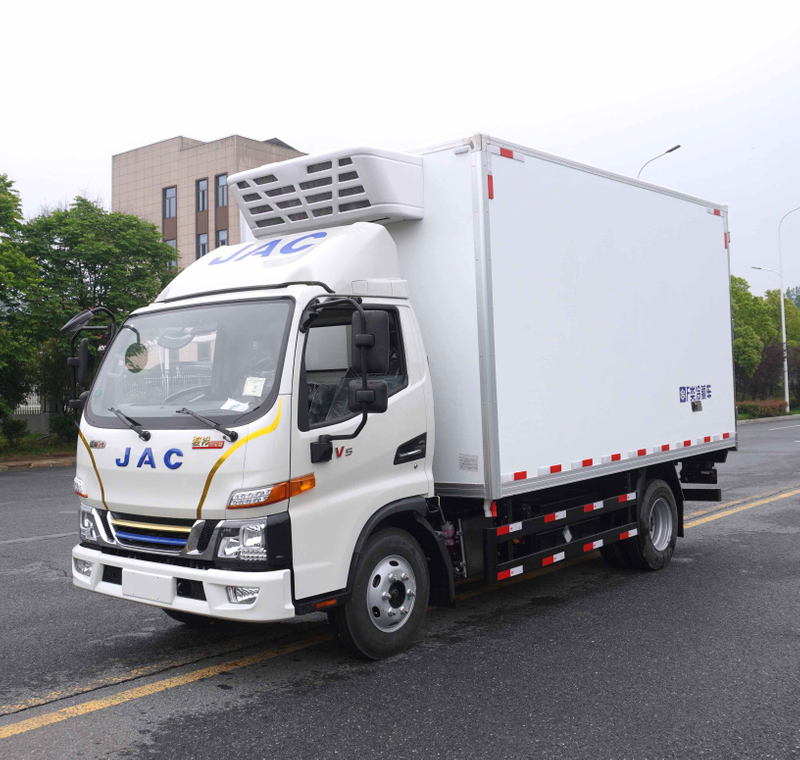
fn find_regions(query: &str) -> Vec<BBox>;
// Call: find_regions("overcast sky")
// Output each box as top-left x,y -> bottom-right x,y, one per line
4,0 -> 800,295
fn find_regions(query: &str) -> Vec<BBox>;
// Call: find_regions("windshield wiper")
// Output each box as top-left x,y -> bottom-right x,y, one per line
176,408 -> 238,442
108,407 -> 151,441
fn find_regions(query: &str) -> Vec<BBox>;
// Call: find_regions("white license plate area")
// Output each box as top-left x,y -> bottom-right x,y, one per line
121,569 -> 174,603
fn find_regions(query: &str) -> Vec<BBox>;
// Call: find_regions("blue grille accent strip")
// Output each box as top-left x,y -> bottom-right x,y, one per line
114,531 -> 187,547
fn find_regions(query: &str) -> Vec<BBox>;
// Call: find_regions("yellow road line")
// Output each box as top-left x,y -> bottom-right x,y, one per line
2,484 -> 797,741
684,488 -> 800,528
684,488 -> 788,521
0,633 -> 332,740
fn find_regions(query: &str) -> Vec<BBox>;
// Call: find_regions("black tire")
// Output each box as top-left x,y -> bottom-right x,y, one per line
599,542 -> 631,568
622,479 -> 678,571
163,609 -> 219,627
331,528 -> 430,660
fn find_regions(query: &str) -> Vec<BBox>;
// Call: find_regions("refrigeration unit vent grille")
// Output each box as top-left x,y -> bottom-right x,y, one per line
229,147 -> 423,239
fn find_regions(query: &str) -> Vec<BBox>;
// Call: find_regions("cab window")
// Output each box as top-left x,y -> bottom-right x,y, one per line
301,308 -> 406,429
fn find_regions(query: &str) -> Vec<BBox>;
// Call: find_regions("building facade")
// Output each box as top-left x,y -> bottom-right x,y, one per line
112,136 -> 302,268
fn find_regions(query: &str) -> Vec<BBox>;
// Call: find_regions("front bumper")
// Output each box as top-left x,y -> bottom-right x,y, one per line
72,544 -> 295,622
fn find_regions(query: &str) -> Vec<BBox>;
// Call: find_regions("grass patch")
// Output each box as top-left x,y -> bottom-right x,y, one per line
0,433 -> 76,463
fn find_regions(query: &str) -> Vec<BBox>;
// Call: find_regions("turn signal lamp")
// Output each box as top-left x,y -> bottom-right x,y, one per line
228,474 -> 315,509
74,477 -> 88,498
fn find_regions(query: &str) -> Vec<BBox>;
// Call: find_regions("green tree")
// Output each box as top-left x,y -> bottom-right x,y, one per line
733,323 -> 763,378
21,197 -> 177,411
764,289 -> 800,345
786,285 -> 800,310
0,174 -> 40,417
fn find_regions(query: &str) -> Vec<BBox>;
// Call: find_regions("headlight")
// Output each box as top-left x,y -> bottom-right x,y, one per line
79,505 -> 99,542
216,518 -> 267,562
228,475 -> 314,509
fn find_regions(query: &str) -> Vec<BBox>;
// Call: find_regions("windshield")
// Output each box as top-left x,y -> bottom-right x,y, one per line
85,299 -> 293,429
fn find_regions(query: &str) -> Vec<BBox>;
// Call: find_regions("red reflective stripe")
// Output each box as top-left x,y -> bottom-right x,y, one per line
550,464 -> 562,474
544,513 -> 556,523
490,501 -> 497,517
497,525 -> 510,536
542,556 -> 555,566
661,444 -> 670,452
500,148 -> 513,159
637,449 -> 646,457
611,453 -> 621,461
723,433 -> 730,439
704,436 -> 711,443
583,504 -> 593,513
514,470 -> 527,481
620,530 -> 630,540
488,174 -> 494,199
724,232 -> 728,248
619,494 -> 629,503
497,569 -> 511,580
582,458 -> 593,467
583,543 -> 595,553
713,208 -> 721,216
684,440 -> 691,447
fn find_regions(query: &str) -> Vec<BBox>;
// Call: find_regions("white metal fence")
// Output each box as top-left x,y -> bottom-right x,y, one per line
14,394 -> 42,415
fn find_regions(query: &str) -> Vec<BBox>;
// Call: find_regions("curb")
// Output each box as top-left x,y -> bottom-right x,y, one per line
737,413 -> 800,426
0,457 -> 76,472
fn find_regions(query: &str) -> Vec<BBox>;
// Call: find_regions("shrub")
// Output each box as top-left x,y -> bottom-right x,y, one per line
0,417 -> 28,447
736,400 -> 787,418
50,414 -> 79,443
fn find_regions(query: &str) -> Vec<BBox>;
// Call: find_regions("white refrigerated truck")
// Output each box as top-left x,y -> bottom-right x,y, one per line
68,134 -> 735,658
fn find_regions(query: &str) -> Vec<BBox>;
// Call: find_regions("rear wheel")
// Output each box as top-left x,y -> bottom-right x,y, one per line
623,479 -> 678,571
331,528 -> 430,660
163,609 -> 218,627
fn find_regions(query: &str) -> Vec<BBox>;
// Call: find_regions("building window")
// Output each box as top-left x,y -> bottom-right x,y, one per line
163,187 -> 176,218
216,174 -> 228,207
216,229 -> 228,248
164,239 -> 177,248
197,233 -> 208,258
197,179 -> 208,212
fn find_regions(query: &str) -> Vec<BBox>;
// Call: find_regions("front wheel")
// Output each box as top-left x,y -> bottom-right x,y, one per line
331,528 -> 430,660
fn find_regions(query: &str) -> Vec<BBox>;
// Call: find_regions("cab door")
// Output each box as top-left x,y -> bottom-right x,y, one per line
289,302 -> 429,600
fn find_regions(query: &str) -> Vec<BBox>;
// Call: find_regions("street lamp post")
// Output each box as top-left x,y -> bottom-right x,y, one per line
752,204 -> 800,413
637,145 -> 681,179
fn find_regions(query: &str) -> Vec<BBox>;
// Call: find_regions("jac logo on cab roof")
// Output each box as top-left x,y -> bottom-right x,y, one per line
116,447 -> 183,470
208,232 -> 327,266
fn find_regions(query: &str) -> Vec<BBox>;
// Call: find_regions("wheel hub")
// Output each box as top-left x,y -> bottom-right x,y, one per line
649,497 -> 673,552
366,555 -> 416,632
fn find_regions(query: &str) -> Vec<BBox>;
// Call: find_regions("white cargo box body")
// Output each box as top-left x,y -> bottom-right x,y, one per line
391,135 -> 735,500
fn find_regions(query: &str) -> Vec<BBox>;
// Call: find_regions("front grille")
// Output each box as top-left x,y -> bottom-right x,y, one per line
110,512 -> 195,554
102,565 -> 122,585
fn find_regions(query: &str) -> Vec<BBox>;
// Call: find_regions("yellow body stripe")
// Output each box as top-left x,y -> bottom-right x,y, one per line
110,519 -> 192,534
78,430 -> 108,510
196,399 -> 283,519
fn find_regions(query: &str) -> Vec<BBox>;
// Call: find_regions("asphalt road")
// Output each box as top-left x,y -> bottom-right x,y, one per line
0,421 -> 798,759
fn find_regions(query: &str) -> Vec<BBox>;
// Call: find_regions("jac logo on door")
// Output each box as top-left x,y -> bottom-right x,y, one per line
335,447 -> 353,459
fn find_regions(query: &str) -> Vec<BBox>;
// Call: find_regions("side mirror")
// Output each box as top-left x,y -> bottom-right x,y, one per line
68,391 -> 90,410
60,309 -> 95,336
347,379 -> 388,414
350,311 -> 390,374
67,338 -> 90,385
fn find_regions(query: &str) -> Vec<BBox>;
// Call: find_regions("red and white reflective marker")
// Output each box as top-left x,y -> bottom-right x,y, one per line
542,551 -> 565,567
583,501 -> 604,512
498,565 -> 524,580
583,539 -> 604,552
497,522 -> 522,536
544,510 -> 567,523
618,492 -> 636,503
620,528 -> 639,540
